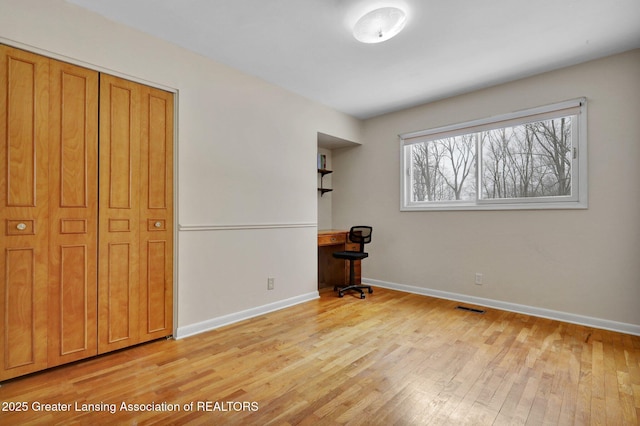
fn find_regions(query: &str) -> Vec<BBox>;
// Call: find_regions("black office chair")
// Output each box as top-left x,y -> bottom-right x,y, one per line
332,226 -> 373,299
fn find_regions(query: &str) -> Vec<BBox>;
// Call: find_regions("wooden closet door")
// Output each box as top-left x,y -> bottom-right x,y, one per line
47,60 -> 99,366
98,75 -> 173,353
139,85 -> 174,343
98,74 -> 142,353
0,45 -> 50,380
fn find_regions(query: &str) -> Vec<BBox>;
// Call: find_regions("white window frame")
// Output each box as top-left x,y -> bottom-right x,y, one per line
400,98 -> 588,211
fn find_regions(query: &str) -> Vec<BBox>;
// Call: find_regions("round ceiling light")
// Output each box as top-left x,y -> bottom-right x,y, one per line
352,7 -> 407,44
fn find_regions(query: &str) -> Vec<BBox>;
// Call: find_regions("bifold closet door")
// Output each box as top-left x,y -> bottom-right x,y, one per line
1,45 -> 173,378
0,45 -> 99,379
47,60 -> 99,367
0,46 -> 50,380
138,81 -> 174,345
98,74 -> 173,354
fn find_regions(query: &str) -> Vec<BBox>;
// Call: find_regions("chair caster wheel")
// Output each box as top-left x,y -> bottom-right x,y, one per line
360,294 -> 366,299
338,292 -> 344,298
368,288 -> 373,294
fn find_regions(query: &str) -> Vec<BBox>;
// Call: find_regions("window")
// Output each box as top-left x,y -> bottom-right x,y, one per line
400,98 -> 587,211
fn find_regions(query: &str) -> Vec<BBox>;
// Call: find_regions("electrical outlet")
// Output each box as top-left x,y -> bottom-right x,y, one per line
267,277 -> 275,290
475,273 -> 483,285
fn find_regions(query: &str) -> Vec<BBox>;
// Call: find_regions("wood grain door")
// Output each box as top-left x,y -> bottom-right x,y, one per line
138,85 -> 173,343
47,60 -> 99,366
0,45 -> 50,380
98,74 -> 142,353
98,74 -> 173,353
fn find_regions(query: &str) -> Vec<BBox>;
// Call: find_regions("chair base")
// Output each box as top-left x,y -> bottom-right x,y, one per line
334,284 -> 373,299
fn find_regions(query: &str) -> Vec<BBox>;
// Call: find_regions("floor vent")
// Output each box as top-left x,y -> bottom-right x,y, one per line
455,305 -> 486,314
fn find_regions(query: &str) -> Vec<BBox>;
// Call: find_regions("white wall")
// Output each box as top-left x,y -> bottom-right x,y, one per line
333,49 -> 640,330
0,0 -> 363,335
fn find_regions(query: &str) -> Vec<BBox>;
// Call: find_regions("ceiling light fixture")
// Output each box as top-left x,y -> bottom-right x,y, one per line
352,7 -> 407,44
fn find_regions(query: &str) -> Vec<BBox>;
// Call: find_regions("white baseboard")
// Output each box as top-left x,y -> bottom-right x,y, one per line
175,280 -> 640,339
175,291 -> 319,339
364,278 -> 640,336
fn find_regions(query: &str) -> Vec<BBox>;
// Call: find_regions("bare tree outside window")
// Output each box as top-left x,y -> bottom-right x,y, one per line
481,117 -> 572,199
411,135 -> 476,201
408,115 -> 574,204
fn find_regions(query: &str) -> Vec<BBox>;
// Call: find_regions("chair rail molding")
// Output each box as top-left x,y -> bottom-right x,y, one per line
179,222 -> 317,231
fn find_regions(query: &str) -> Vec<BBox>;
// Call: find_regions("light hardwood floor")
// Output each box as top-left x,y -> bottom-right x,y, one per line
1,287 -> 639,425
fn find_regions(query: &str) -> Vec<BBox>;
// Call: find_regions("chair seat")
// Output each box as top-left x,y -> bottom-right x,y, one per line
332,251 -> 368,261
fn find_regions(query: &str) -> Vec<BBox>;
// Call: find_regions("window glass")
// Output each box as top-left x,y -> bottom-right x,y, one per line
480,117 -> 573,200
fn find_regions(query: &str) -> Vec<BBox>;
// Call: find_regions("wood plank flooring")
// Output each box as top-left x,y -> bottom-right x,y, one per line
0,287 -> 639,425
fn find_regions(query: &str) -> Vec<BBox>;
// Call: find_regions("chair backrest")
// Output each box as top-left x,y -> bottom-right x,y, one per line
349,226 -> 372,253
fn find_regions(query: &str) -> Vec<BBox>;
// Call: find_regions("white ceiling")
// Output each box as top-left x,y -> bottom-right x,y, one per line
67,0 -> 640,119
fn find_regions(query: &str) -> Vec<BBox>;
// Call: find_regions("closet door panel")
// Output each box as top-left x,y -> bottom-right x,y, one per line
98,74 -> 141,353
139,87 -> 173,341
108,85 -> 134,209
105,242 -> 133,342
0,45 -> 49,380
6,56 -> 39,206
47,60 -> 98,366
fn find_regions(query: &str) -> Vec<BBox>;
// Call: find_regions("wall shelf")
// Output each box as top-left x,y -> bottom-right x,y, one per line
318,169 -> 333,196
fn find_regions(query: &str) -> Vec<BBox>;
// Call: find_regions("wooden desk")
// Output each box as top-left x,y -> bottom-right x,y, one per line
318,230 -> 361,289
